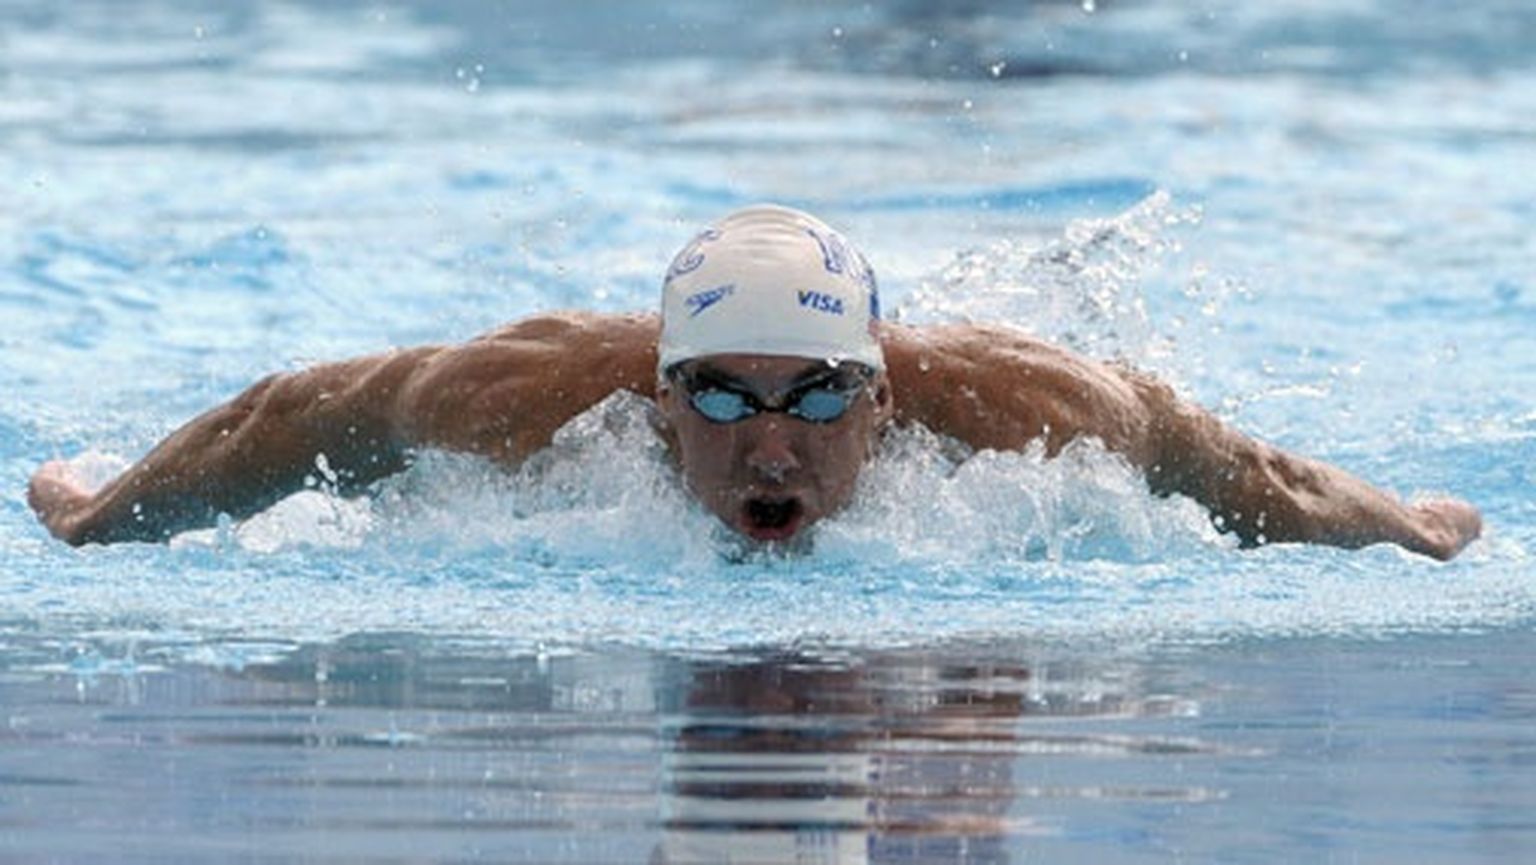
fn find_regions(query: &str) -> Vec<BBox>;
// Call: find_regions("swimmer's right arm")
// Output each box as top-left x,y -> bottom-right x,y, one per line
27,311 -> 661,545
28,349 -> 433,545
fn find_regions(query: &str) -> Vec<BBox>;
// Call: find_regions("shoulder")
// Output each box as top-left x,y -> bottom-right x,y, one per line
411,311 -> 659,393
881,320 -> 1079,371
878,321 -> 1157,462
474,310 -> 660,352
397,311 -> 661,462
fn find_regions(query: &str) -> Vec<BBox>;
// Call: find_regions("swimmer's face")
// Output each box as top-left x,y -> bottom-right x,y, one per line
657,354 -> 892,545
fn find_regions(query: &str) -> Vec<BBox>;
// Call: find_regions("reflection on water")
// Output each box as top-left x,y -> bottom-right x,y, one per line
0,633 -> 1223,863
659,654 -> 1029,863
655,651 -> 1206,864
4,631 -> 1536,862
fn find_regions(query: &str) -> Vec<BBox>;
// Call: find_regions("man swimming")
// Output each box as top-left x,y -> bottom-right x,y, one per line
27,205 -> 1482,559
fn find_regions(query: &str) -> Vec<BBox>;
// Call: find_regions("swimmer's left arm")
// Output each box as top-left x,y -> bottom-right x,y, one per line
881,323 -> 1480,560
1128,371 -> 1482,560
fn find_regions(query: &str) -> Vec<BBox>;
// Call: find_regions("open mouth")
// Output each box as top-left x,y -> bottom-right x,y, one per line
741,496 -> 805,542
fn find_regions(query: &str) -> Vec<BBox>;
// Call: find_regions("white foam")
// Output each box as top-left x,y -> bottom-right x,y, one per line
23,402 -> 1531,654
895,191 -> 1200,366
821,426 -> 1225,565
156,388 -> 1224,570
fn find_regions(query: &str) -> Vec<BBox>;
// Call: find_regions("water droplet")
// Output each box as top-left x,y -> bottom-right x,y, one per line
831,26 -> 843,38
1082,0 -> 1096,12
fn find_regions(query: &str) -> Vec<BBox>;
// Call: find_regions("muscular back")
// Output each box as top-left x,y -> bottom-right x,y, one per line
401,313 -> 1162,470
31,310 -> 1477,557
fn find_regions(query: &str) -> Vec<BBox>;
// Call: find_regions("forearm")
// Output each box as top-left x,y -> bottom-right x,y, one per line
56,354 -> 424,544
1161,414 -> 1413,547
1124,362 -> 1480,559
1148,394 -> 1475,559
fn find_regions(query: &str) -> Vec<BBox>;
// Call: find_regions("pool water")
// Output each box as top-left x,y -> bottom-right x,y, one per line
2,1 -> 1534,861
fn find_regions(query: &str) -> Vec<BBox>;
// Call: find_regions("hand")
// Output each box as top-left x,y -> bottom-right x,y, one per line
27,460 -> 94,545
1410,497 -> 1482,561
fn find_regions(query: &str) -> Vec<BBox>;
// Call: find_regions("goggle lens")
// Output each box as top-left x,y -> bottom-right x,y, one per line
691,389 -> 757,423
791,387 -> 852,422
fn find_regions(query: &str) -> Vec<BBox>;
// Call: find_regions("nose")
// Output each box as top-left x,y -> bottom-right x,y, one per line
742,418 -> 801,482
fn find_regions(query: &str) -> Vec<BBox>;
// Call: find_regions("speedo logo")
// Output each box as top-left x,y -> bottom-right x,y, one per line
798,290 -> 844,315
685,284 -> 734,317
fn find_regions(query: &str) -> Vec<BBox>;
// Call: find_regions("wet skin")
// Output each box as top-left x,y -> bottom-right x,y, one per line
27,311 -> 1480,558
655,355 -> 893,543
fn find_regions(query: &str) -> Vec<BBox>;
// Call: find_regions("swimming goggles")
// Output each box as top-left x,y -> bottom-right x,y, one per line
669,364 -> 873,424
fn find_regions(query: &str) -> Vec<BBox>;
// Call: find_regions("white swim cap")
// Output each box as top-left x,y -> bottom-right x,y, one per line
658,204 -> 883,374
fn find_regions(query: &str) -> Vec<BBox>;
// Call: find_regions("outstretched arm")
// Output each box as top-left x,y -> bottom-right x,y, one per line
28,350 -> 428,545
28,312 -> 660,545
1132,372 -> 1481,560
882,322 -> 1480,560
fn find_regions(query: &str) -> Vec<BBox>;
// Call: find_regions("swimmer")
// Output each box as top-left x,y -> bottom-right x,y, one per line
27,205 -> 1482,559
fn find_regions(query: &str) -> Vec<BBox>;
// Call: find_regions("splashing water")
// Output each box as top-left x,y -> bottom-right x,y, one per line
895,191 -> 1200,365
14,194 -> 1529,653
97,197 -> 1237,570
165,389 -> 1218,568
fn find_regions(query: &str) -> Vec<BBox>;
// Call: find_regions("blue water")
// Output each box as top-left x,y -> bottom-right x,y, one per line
2,1 -> 1534,861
